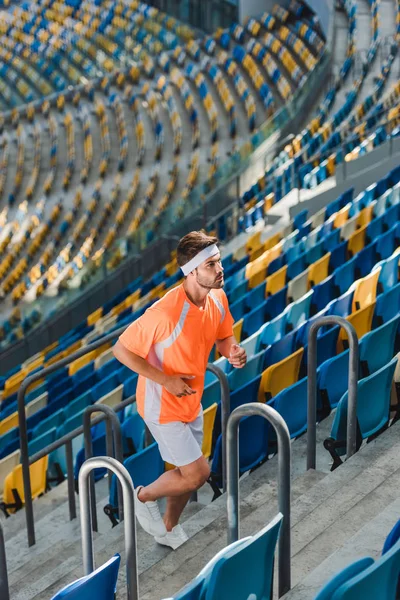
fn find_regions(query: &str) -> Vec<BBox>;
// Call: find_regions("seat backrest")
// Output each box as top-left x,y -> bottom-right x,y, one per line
266,265 -> 287,296
3,456 -> 48,509
0,449 -> 20,498
287,269 -> 308,303
360,315 -> 400,375
273,377 -> 308,438
110,443 -> 164,506
333,257 -> 356,296
338,302 -> 375,352
228,350 -> 264,391
332,357 -> 397,443
26,392 -> 48,418
317,349 -> 350,410
314,558 -> 374,600
121,412 -> 145,455
258,348 -> 303,402
383,519 -> 400,555
377,252 -> 400,292
202,403 -> 218,460
331,538 -> 400,600
352,269 -> 380,312
51,554 -> 121,600
285,290 -> 313,330
375,282 -> 400,324
203,514 -> 282,600
96,384 -> 124,409
202,380 -> 221,411
308,253 -> 330,288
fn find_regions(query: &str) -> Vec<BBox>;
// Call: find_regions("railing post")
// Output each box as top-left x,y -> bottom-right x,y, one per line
307,316 -> 359,470
226,402 -> 291,597
79,456 -> 138,600
83,405 -> 124,530
18,323 -> 128,547
206,363 -> 230,493
65,439 -> 77,521
0,522 -> 9,600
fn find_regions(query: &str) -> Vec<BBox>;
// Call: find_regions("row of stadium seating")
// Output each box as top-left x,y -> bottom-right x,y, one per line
49,515 -> 400,598
1,164 -> 399,514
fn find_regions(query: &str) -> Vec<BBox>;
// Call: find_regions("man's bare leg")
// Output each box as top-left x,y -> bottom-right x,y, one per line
163,486 -> 192,532
138,456 -> 210,504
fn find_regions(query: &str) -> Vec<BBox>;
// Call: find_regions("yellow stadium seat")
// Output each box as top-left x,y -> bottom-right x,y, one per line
258,348 -> 303,402
338,302 -> 376,352
266,265 -> 287,296
246,231 -> 262,255
0,411 -> 19,436
333,204 -> 350,229
87,307 -> 103,326
352,270 -> 380,312
233,318 -> 243,343
202,402 -> 218,460
2,456 -> 48,514
248,265 -> 267,289
308,253 -> 330,288
357,205 -> 374,228
69,350 -> 97,376
348,224 -> 367,257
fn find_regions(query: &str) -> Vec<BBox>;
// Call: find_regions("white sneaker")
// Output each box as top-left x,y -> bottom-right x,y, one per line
134,487 -> 167,537
154,524 -> 189,550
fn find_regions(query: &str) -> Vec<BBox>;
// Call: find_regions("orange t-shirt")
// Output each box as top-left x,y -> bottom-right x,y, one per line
118,284 -> 234,424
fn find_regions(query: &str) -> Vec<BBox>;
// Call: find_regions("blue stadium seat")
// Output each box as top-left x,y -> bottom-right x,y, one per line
272,377 -> 308,438
211,414 -> 269,489
327,290 -> 353,318
227,350 -> 264,390
107,443 -> 164,518
374,283 -> 400,325
263,330 -> 297,369
325,357 -> 397,467
333,257 -> 356,295
285,290 -> 313,331
317,350 -> 350,411
51,554 -> 120,600
121,412 -> 145,456
314,558 -> 374,600
204,514 -> 282,600
383,520 -> 400,555
311,275 -> 335,314
359,315 -> 400,376
328,537 -> 400,599
377,253 -> 400,292
259,314 -> 287,348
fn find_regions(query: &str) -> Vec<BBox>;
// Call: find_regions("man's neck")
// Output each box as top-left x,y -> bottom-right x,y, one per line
183,280 -> 210,309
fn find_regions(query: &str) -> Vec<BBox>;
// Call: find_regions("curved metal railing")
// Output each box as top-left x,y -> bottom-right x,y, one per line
83,404 -> 124,530
226,402 -> 291,597
79,456 -> 138,600
307,316 -> 359,470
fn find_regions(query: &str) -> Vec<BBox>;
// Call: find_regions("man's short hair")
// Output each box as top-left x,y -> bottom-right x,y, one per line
177,231 -> 219,270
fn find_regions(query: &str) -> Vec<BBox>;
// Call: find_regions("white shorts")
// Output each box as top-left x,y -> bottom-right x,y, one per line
145,410 -> 204,467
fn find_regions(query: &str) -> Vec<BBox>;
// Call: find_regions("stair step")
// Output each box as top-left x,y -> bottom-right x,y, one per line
283,496 -> 400,599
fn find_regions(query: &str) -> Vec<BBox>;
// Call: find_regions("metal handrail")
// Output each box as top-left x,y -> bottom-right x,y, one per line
18,324 -> 127,546
0,521 -> 9,600
83,405 -> 124,531
206,363 -> 230,493
79,456 -> 138,600
18,322 -> 230,546
307,316 -> 359,470
226,403 -> 291,597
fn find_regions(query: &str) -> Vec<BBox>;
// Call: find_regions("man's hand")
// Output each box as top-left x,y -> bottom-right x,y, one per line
164,374 -> 196,397
228,344 -> 247,369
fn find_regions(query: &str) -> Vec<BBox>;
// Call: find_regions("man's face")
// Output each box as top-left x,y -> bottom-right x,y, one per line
195,253 -> 224,290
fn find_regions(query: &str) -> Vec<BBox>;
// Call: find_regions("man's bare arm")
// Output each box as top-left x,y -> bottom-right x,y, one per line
113,340 -> 167,385
113,340 -> 195,397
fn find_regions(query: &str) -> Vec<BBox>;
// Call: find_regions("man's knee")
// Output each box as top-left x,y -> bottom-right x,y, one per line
181,459 -> 210,491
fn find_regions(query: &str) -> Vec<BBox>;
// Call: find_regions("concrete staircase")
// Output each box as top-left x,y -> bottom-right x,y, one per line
3,415 -> 399,599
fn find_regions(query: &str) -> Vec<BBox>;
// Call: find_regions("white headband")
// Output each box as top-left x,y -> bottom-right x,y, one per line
181,244 -> 220,276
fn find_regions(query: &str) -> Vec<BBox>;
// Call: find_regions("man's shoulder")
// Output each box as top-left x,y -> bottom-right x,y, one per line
146,285 -> 184,317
